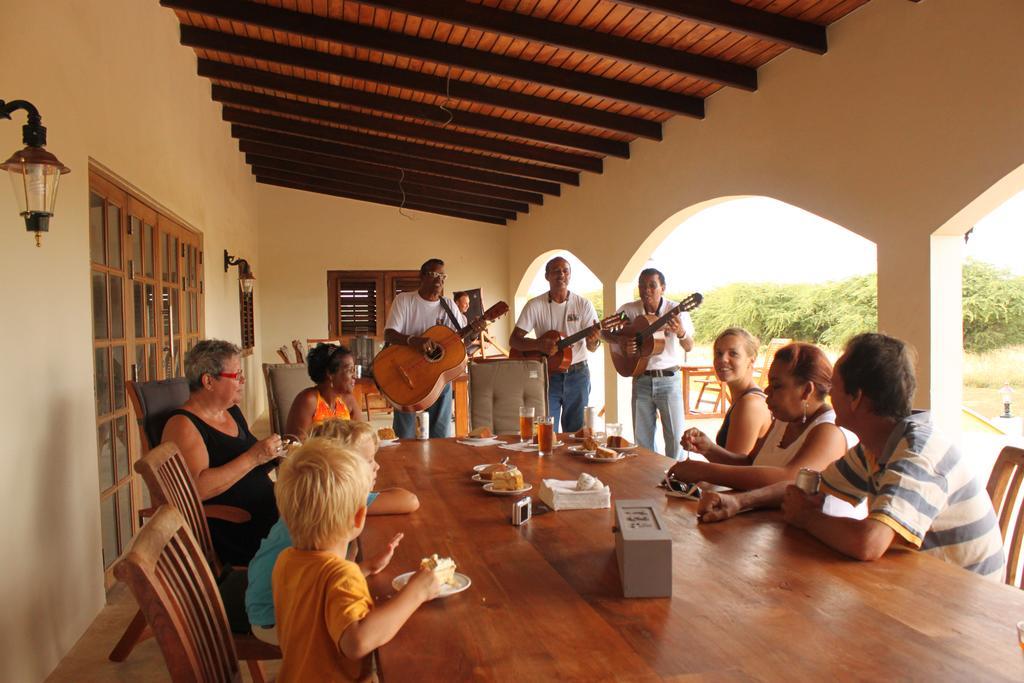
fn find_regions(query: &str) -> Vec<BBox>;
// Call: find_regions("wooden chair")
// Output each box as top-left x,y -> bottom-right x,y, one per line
263,362 -> 311,436
755,337 -> 792,388
110,442 -> 280,678
113,506 -> 243,683
986,445 -> 1024,588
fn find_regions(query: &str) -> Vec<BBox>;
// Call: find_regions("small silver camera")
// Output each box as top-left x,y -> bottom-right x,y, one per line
512,496 -> 532,526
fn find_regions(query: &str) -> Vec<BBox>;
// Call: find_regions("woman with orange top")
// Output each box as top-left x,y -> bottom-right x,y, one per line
285,343 -> 364,438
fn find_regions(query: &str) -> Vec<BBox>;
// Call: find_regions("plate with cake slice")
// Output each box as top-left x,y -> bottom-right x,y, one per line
602,436 -> 636,452
483,482 -> 533,495
584,448 -> 626,463
567,445 -> 596,456
393,554 -> 471,597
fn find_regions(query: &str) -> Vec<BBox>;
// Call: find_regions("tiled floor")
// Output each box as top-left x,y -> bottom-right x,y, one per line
45,583 -> 281,682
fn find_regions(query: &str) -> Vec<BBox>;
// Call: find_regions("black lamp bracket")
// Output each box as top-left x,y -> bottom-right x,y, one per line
0,99 -> 46,148
224,249 -> 250,273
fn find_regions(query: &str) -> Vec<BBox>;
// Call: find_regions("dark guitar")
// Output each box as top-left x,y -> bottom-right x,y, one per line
510,313 -> 626,374
603,293 -> 703,377
373,302 -> 509,412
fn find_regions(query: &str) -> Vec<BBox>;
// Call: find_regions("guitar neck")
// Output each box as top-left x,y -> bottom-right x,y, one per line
640,294 -> 703,339
557,321 -> 602,350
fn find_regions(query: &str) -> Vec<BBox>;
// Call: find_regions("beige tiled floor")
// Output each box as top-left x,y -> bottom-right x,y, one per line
45,583 -> 281,682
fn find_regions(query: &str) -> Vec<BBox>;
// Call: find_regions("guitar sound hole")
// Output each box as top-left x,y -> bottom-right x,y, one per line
425,346 -> 444,362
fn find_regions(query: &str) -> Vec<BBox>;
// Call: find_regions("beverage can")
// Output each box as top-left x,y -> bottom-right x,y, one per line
415,411 -> 429,440
584,406 -> 597,431
795,468 -> 821,495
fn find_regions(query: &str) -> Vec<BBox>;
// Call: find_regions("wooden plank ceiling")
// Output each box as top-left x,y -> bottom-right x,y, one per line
163,0 -> 871,225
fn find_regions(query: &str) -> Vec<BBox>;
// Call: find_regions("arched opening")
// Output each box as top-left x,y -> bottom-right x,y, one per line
512,250 -> 607,424
612,196 -> 876,454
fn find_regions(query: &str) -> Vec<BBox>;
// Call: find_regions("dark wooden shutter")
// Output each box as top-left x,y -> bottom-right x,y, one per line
338,279 -> 378,335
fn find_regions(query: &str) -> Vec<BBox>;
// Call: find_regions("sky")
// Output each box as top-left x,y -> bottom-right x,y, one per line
527,193 -> 1024,296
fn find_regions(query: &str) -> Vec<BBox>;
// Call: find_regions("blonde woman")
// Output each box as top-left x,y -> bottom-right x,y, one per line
709,328 -> 772,455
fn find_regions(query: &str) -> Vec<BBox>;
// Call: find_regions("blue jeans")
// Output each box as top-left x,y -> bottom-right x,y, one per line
549,365 -> 590,433
632,375 -> 684,459
392,383 -> 453,439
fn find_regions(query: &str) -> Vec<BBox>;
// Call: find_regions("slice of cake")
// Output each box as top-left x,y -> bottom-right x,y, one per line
491,466 -> 525,491
420,554 -> 457,586
480,463 -> 511,480
594,445 -> 618,459
469,426 -> 494,438
606,435 -> 631,448
574,427 -> 592,439
377,427 -> 397,440
581,436 -> 601,452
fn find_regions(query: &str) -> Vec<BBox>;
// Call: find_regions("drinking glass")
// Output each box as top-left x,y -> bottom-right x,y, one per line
537,416 -> 554,456
519,406 -> 535,442
606,423 -> 622,438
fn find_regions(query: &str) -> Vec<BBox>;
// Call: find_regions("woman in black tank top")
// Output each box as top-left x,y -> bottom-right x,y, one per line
707,329 -> 772,455
162,341 -> 284,566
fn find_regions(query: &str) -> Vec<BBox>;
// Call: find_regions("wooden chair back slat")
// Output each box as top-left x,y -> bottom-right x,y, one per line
114,506 -> 241,683
136,442 -> 221,575
986,446 -> 1024,588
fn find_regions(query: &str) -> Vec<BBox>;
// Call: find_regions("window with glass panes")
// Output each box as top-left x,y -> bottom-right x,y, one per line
89,168 -> 204,587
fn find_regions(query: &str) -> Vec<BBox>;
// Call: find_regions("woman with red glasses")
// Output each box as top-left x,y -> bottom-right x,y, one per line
162,339 -> 283,566
284,343 -> 365,440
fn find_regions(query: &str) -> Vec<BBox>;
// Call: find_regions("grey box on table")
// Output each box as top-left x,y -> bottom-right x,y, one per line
613,499 -> 672,598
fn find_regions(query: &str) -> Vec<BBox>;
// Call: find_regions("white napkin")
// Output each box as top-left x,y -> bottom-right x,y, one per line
538,478 -> 611,511
456,438 -> 504,447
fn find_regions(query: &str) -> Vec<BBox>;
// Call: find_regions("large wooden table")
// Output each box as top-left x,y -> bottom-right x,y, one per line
363,438 -> 1024,681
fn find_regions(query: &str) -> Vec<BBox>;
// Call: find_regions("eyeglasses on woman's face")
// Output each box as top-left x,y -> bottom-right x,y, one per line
216,370 -> 245,381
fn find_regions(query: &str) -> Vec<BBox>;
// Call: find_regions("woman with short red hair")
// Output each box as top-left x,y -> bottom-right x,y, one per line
669,343 -> 853,490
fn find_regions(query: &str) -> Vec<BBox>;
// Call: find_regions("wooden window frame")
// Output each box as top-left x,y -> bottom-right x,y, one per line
327,270 -> 420,339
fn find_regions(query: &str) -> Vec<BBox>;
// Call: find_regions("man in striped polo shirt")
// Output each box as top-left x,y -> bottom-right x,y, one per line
784,333 -> 1005,579
698,333 -> 1005,580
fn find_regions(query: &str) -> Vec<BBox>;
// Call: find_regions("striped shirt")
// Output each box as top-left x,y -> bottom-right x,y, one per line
821,412 -> 1005,580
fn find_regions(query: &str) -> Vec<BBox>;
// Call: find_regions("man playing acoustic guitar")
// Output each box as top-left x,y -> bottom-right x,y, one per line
384,258 -> 483,438
615,268 -> 695,459
509,256 -> 601,433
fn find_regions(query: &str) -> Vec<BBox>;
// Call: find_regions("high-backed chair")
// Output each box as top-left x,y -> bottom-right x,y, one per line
262,362 -> 311,436
114,506 -> 243,683
468,359 -> 548,434
755,338 -> 793,388
126,378 -> 191,453
111,442 -> 280,678
986,445 -> 1024,588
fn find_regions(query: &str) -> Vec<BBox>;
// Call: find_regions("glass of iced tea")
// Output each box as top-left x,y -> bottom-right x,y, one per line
519,406 -> 535,442
537,417 -> 555,456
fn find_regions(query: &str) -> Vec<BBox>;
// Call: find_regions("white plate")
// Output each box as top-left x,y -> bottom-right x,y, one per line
470,473 -> 488,483
472,463 -> 505,473
482,482 -> 532,495
392,571 -> 472,597
567,445 -> 596,455
463,435 -> 500,443
378,438 -> 399,447
603,443 -> 636,453
584,452 -> 626,463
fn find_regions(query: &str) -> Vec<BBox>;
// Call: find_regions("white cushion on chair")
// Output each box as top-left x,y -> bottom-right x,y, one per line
468,359 -> 548,435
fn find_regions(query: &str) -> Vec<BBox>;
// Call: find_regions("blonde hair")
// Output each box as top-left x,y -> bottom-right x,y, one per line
715,327 -> 760,359
275,437 -> 372,550
308,419 -> 379,448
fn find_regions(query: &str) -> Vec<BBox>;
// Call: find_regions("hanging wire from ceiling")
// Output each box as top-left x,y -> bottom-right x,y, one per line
396,167 -> 413,221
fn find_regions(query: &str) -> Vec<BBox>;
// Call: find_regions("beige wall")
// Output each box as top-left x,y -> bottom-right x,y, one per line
256,183 -> 511,365
506,0 -> 1024,431
0,1 -> 261,680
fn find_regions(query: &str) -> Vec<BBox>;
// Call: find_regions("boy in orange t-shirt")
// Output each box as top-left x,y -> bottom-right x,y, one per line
273,438 -> 440,682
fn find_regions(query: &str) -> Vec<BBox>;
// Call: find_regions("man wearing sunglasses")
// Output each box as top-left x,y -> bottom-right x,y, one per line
384,258 -> 469,438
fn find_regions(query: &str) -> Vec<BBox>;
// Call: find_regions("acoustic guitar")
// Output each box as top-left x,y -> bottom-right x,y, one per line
603,293 -> 703,377
373,302 -> 509,412
509,313 -> 626,374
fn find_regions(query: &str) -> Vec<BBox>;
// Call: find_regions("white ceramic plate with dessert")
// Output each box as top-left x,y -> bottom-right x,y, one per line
482,482 -> 532,495
470,473 -> 490,483
378,438 -> 399,447
463,436 -> 501,443
603,443 -> 636,453
567,445 -> 596,455
472,463 -> 505,473
583,452 -> 626,463
391,571 -> 472,597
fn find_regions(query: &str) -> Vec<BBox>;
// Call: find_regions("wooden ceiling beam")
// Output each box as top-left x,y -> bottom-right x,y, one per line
162,0 -> 704,116
252,167 -> 517,221
617,1 -> 827,54
232,123 -> 560,196
241,152 -> 528,214
211,85 -> 601,173
359,0 -> 756,91
179,25 -> 661,140
242,147 -> 544,206
199,59 -> 625,159
257,176 -> 506,225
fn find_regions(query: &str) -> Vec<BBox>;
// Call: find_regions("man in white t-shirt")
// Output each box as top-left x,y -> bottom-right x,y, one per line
384,258 -> 471,438
509,256 -> 600,433
615,268 -> 695,459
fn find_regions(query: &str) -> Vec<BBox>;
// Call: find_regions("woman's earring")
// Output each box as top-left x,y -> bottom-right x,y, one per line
802,401 -> 807,424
